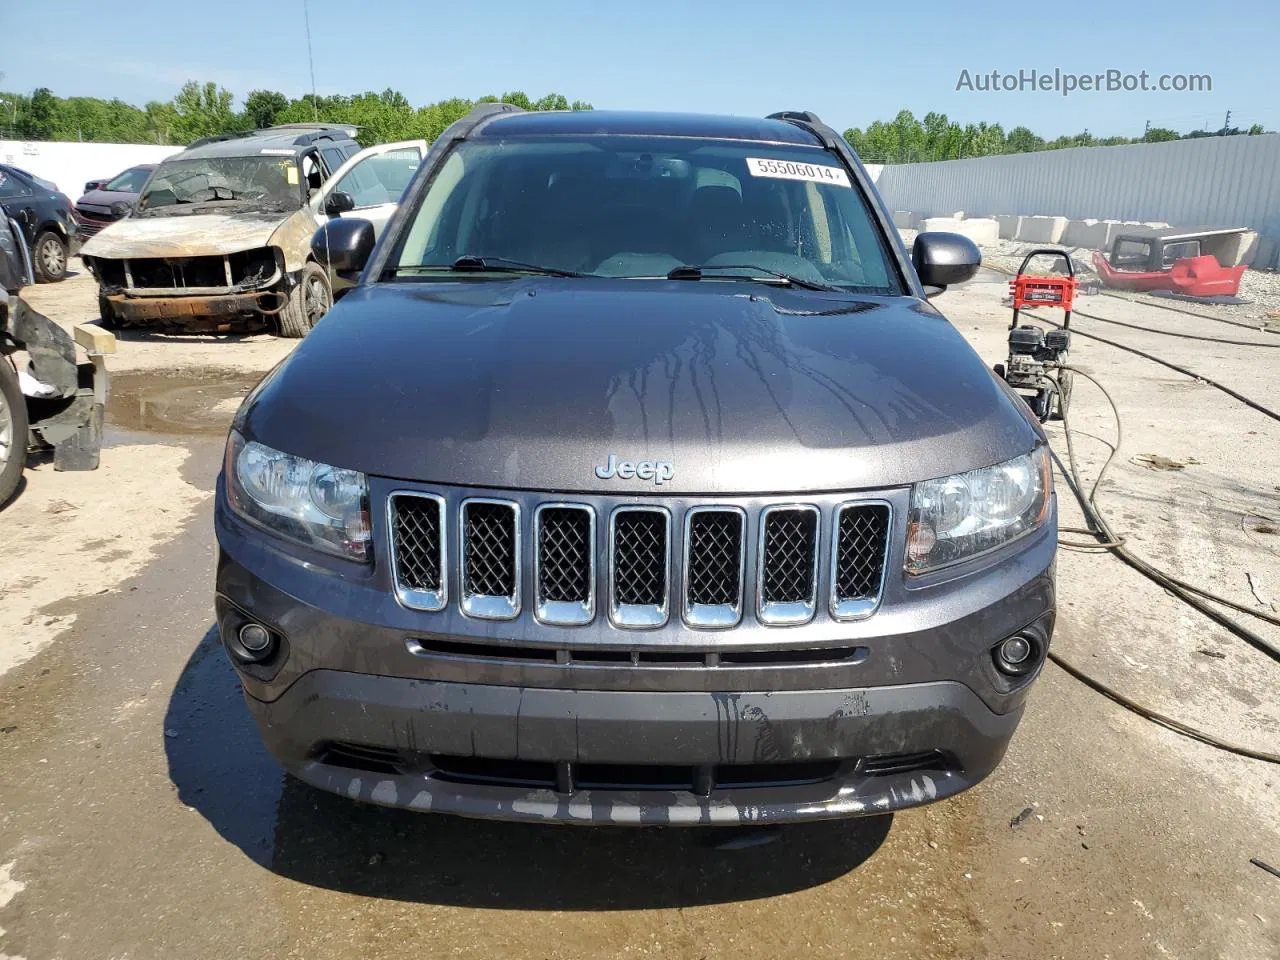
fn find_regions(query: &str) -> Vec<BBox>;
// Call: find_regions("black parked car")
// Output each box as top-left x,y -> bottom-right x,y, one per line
0,164 -> 77,282
74,164 -> 156,238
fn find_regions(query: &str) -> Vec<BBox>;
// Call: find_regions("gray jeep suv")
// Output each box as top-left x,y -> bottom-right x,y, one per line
214,106 -> 1056,824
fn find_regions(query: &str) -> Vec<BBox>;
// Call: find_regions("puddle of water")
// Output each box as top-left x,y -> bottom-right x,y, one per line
108,369 -> 263,437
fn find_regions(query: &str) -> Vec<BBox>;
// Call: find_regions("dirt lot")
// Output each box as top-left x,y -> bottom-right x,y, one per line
0,263 -> 1276,960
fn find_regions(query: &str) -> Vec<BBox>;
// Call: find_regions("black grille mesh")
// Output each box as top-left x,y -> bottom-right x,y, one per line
835,505 -> 890,600
463,502 -> 517,598
613,511 -> 667,606
686,511 -> 743,606
761,509 -> 817,604
538,508 -> 592,603
392,496 -> 442,592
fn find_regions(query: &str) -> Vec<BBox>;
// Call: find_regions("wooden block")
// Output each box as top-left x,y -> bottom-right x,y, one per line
73,323 -> 117,355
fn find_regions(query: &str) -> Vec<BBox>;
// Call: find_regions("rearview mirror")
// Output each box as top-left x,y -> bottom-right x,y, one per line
912,232 -> 981,297
323,191 -> 356,217
311,218 -> 375,278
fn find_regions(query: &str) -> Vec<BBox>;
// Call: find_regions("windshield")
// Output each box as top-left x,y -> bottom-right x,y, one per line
106,166 -> 154,194
137,155 -> 302,214
393,136 -> 902,294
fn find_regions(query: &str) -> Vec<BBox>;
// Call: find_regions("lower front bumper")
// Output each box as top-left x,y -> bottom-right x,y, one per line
106,291 -> 268,323
245,670 -> 1022,825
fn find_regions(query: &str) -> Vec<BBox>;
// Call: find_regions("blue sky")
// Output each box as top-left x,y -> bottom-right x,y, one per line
5,0 -> 1275,138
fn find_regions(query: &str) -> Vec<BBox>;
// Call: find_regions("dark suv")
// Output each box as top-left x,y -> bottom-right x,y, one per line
214,106 -> 1056,824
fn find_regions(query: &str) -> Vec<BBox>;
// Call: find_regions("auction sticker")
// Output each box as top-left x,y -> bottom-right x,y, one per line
746,157 -> 851,187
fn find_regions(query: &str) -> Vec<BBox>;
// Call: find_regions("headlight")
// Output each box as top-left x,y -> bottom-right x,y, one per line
906,446 -> 1051,574
223,430 -> 371,561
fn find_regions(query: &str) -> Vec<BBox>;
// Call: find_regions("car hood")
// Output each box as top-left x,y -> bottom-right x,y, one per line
75,188 -> 136,213
80,211 -> 284,258
243,280 -> 1040,495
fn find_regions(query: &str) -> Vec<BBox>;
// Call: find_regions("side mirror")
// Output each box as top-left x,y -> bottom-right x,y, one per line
323,191 -> 356,217
912,232 -> 981,297
311,218 -> 375,277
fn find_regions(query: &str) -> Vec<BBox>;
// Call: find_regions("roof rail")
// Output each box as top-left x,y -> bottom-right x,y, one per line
766,110 -> 842,150
266,122 -> 360,137
186,130 -> 255,149
438,102 -> 526,144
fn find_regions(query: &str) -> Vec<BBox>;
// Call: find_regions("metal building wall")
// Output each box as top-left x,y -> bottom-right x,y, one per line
874,134 -> 1280,238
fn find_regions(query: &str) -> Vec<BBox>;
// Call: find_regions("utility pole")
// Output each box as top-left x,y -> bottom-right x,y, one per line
1223,109 -> 1232,132
303,0 -> 319,122
1143,119 -> 1150,136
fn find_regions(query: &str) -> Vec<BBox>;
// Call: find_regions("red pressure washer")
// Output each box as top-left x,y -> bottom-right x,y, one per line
995,249 -> 1077,422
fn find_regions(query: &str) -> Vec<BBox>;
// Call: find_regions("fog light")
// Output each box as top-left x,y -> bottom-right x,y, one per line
238,623 -> 272,653
994,634 -> 1037,676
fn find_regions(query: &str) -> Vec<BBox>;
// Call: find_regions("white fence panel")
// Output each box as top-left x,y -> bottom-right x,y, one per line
0,140 -> 181,198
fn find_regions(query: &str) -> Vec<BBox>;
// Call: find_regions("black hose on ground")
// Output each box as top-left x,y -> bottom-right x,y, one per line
1046,365 -> 1280,765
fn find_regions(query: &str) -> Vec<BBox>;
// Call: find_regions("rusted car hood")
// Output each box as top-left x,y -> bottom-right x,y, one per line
80,212 -> 286,259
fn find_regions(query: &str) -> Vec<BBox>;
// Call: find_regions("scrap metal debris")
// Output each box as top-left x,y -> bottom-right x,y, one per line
1010,806 -> 1036,828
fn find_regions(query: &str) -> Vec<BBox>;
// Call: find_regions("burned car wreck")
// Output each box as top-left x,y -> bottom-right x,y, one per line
80,124 -> 366,338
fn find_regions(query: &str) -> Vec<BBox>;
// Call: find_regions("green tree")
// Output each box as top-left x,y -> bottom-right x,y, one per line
244,90 -> 288,129
1005,125 -> 1044,153
20,87 -> 58,139
171,81 -> 236,142
1142,126 -> 1179,143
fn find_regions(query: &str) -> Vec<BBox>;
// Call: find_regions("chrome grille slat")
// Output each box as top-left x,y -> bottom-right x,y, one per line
831,502 -> 891,621
757,505 -> 820,625
683,507 -> 745,628
535,504 -> 595,626
609,507 -> 670,628
388,492 -> 891,631
460,499 -> 520,620
388,492 -> 446,611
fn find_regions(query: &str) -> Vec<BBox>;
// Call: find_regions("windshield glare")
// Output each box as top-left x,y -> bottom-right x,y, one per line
394,136 -> 901,294
106,167 -> 154,194
137,156 -> 302,212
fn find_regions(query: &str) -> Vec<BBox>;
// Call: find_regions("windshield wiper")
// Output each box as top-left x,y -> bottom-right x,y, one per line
667,263 -> 841,292
451,255 -> 591,278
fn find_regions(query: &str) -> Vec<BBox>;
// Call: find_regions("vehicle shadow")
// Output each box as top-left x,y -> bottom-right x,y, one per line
166,627 -> 893,910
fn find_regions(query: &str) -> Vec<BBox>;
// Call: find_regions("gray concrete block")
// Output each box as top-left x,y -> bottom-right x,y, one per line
1063,219 -> 1114,249
995,215 -> 1022,240
920,217 -> 1000,245
892,210 -> 920,229
1200,231 -> 1258,267
1247,236 -> 1278,270
1016,216 -> 1068,244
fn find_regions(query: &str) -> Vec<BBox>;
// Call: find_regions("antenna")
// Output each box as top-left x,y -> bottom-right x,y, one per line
303,0 -> 319,122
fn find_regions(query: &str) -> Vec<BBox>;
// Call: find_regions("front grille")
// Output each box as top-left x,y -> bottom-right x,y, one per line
831,503 -> 891,620
129,255 -> 226,288
535,505 -> 594,625
610,508 -> 669,627
387,491 -> 892,631
389,493 -> 445,611
684,508 -> 745,627
758,506 -> 819,624
460,499 -> 520,619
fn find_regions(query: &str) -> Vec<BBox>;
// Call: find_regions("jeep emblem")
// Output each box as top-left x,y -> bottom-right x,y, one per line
595,454 -> 674,485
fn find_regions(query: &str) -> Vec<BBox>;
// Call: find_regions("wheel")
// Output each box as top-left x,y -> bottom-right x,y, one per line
1052,369 -> 1074,421
33,230 -> 68,283
277,263 -> 332,338
98,292 -> 121,330
0,358 -> 30,507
